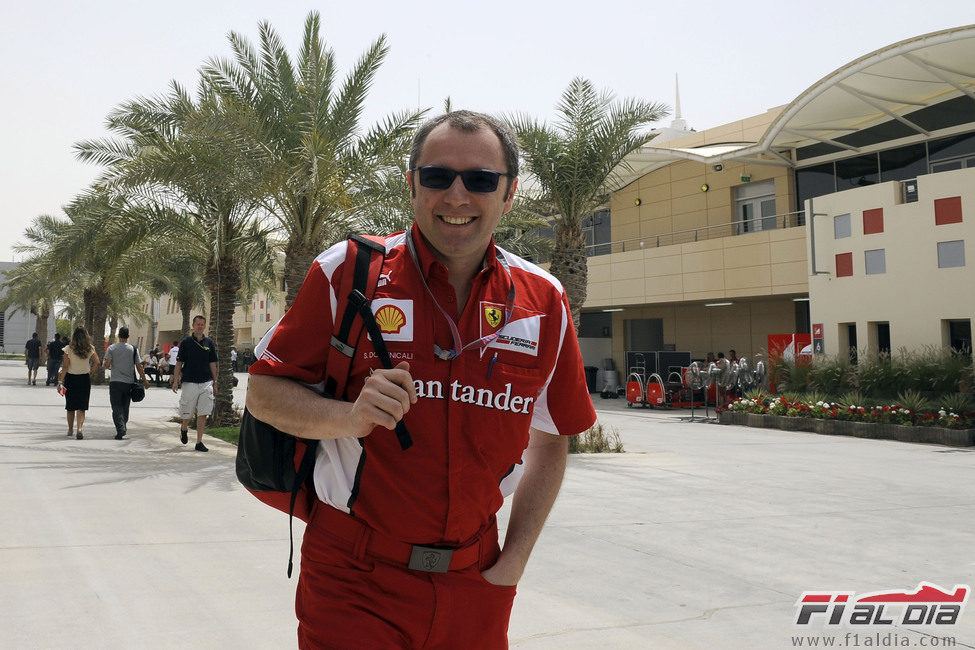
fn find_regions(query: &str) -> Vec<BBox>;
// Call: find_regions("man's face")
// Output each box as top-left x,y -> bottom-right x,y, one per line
408,124 -> 517,271
192,318 -> 206,337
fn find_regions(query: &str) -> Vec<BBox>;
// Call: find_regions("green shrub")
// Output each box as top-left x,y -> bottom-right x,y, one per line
854,354 -> 897,397
895,389 -> 931,413
938,392 -> 974,414
808,355 -> 853,394
838,391 -> 867,408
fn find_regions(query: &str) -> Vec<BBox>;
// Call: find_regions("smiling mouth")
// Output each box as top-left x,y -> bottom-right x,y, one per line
438,215 -> 476,226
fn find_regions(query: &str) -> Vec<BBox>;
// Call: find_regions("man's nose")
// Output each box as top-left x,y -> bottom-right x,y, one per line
442,175 -> 471,203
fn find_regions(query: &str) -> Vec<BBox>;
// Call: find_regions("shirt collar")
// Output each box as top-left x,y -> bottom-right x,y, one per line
408,222 -> 500,281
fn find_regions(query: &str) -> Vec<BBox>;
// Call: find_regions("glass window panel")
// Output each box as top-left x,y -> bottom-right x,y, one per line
879,143 -> 927,182
835,154 -> 880,191
864,249 -> 886,275
761,199 -> 777,231
795,163 -> 836,211
929,132 -> 975,162
834,214 -> 851,239
938,240 -> 966,268
932,160 -> 963,173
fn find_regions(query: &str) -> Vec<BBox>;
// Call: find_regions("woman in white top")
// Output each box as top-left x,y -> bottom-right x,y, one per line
58,326 -> 100,439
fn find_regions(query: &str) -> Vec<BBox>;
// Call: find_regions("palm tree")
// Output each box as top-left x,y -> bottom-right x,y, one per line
75,79 -> 277,422
202,11 -> 424,306
0,246 -> 59,360
507,77 -> 668,329
143,252 -> 209,340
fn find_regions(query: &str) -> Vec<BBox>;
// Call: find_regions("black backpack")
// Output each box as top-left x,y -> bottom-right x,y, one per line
235,234 -> 412,576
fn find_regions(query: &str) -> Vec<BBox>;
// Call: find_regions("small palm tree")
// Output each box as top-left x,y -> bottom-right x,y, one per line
507,78 -> 668,329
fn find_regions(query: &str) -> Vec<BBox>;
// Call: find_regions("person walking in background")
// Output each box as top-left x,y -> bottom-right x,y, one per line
45,333 -> 65,386
58,327 -> 100,439
172,315 -> 218,452
230,346 -> 238,372
103,327 -> 150,440
241,348 -> 253,372
25,332 -> 42,385
167,340 -> 180,386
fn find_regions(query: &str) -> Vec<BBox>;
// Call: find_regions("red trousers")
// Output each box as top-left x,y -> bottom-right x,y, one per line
296,504 -> 517,649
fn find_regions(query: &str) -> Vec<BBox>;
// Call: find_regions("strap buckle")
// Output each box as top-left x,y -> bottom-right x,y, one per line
408,545 -> 454,573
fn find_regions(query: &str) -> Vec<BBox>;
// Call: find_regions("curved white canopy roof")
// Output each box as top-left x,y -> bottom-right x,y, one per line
621,25 -> 975,184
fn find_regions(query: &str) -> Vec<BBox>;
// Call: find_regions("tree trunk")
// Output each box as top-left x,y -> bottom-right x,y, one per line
83,289 -> 95,335
284,243 -> 319,310
88,286 -> 110,385
549,218 -> 588,333
34,304 -> 50,364
178,296 -> 194,340
108,315 -> 118,345
205,258 -> 241,426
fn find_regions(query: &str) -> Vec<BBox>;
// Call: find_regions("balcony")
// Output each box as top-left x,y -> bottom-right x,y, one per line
585,210 -> 806,256
583,210 -> 809,309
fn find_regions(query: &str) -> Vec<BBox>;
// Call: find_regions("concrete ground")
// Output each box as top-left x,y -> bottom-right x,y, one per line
1,358 -> 973,649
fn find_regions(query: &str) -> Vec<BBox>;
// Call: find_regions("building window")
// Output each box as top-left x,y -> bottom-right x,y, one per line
862,208 -> 884,235
840,322 -> 858,364
864,249 -> 886,275
582,210 -> 611,256
872,322 -> 891,357
879,143 -> 927,182
929,132 -> 975,173
836,154 -> 879,191
833,213 -> 851,239
934,197 -> 963,225
937,240 -> 966,268
835,252 -> 853,277
795,162 -> 835,212
734,180 -> 776,234
945,319 -> 972,355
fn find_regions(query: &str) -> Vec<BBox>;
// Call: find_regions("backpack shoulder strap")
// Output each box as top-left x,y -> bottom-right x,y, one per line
323,234 -> 387,401
321,233 -> 412,451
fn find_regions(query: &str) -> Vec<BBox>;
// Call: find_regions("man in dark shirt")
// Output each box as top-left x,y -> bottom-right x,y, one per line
45,333 -> 66,386
172,315 -> 218,452
25,333 -> 42,385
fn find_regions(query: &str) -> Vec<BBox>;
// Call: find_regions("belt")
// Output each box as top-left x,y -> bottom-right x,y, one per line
310,504 -> 484,574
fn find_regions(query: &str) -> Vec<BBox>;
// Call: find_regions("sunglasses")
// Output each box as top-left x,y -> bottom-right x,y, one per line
411,166 -> 513,193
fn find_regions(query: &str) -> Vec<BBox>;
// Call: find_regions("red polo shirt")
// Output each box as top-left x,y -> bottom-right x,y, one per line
250,224 -> 596,547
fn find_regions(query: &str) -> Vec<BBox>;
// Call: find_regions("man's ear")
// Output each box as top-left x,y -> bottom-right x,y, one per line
502,177 -> 519,213
406,169 -> 416,199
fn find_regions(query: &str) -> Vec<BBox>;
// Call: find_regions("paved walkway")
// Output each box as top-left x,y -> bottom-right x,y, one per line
1,359 -> 973,649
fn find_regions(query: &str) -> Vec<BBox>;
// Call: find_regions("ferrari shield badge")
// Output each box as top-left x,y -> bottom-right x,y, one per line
484,305 -> 503,329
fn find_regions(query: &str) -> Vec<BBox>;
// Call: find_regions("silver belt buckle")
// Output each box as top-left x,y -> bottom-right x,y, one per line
408,545 -> 454,573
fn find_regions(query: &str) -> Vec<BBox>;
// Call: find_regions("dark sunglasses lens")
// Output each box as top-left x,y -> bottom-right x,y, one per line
461,171 -> 501,193
418,167 -> 456,189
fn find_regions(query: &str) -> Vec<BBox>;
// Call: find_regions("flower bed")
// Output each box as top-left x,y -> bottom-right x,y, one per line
718,396 -> 975,447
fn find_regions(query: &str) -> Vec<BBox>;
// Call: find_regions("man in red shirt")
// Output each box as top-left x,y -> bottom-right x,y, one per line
247,110 -> 596,649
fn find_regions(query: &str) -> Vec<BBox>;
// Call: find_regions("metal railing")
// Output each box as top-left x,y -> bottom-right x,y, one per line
584,210 -> 807,256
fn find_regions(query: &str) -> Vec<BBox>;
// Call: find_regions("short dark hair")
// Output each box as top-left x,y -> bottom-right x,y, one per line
192,315 -> 206,325
410,110 -> 519,179
32,332 -> 38,338
118,327 -> 129,339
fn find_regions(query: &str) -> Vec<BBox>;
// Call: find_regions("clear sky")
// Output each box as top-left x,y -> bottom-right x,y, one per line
2,0 -> 973,261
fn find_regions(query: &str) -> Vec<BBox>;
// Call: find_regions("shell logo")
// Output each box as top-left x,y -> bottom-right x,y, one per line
375,305 -> 407,334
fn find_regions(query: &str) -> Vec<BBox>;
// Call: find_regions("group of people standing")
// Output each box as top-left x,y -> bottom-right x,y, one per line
33,314 -> 221,450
